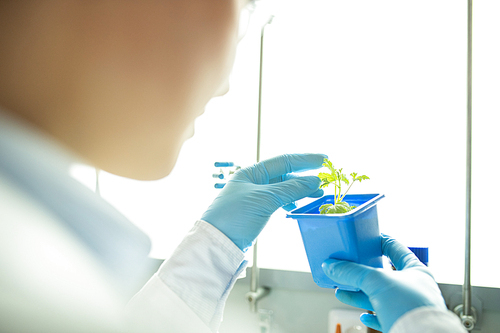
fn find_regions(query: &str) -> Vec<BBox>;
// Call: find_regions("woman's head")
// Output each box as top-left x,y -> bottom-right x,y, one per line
0,0 -> 249,180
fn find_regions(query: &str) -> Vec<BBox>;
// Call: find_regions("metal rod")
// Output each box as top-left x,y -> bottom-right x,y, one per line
256,17 -> 273,164
249,15 -> 274,313
251,240 -> 259,291
463,0 -> 473,319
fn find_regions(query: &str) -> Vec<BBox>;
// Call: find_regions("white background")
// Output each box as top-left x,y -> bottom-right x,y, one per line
71,0 -> 499,288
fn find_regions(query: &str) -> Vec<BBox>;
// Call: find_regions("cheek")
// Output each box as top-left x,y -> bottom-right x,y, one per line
72,1 -> 240,179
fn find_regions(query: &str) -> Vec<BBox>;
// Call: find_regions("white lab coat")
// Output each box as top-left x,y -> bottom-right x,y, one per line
0,109 -> 245,332
0,109 -> 466,333
390,307 -> 466,333
125,221 -> 246,333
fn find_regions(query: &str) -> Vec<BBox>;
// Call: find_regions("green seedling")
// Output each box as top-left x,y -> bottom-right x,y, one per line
318,158 -> 369,214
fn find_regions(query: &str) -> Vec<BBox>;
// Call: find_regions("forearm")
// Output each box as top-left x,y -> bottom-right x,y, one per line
127,221 -> 246,332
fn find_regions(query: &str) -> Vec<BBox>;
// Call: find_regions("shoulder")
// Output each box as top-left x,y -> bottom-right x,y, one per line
0,173 -> 125,332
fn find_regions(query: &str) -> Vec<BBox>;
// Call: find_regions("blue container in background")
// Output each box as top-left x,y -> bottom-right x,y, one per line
287,193 -> 385,291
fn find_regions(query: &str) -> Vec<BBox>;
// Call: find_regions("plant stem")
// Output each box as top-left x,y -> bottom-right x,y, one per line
335,175 -> 340,203
339,181 -> 355,202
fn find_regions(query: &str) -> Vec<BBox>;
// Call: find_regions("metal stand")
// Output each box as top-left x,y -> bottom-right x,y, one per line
247,15 -> 274,313
455,0 -> 477,330
454,304 -> 477,331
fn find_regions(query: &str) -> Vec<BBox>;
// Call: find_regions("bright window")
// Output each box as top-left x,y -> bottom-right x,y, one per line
71,0 -> 500,288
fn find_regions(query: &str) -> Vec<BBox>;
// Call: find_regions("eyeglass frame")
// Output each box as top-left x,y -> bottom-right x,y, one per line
238,0 -> 258,40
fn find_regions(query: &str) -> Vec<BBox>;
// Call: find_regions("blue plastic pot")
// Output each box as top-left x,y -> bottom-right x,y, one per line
287,193 -> 385,291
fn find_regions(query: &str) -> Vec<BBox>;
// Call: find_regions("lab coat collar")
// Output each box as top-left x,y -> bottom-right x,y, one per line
0,108 -> 153,295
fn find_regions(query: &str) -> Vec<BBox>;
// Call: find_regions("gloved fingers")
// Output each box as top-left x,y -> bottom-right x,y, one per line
322,259 -> 377,293
308,188 -> 324,198
271,174 -> 324,198
268,176 -> 322,207
269,173 -> 302,184
269,172 -> 299,184
360,313 -> 382,332
282,202 -> 297,211
335,289 -> 374,312
381,234 -> 427,271
238,154 -> 326,184
281,190 -> 325,211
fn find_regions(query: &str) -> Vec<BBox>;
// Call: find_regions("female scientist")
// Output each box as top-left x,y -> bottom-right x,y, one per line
0,1 -> 465,332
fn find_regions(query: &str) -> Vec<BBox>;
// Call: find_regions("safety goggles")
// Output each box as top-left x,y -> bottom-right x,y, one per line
238,0 -> 258,40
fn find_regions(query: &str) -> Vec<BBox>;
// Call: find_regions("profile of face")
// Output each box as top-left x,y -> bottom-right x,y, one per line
0,0 -> 249,180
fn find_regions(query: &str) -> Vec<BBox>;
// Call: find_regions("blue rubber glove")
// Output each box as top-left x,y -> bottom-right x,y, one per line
322,234 -> 447,332
202,153 -> 326,251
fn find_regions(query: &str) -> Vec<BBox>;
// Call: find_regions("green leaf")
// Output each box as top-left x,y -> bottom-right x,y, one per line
317,159 -> 370,198
322,158 -> 336,174
318,172 -> 336,189
320,202 -> 355,214
318,172 -> 334,182
319,204 -> 333,214
351,172 -> 370,182
340,173 -> 350,185
336,201 -> 350,209
356,175 -> 370,182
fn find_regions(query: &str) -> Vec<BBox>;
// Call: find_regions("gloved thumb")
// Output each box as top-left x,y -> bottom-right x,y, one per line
322,258 -> 375,292
360,313 -> 382,332
269,176 -> 321,207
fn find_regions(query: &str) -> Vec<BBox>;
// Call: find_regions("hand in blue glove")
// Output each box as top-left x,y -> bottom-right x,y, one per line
322,234 -> 447,332
202,153 -> 326,251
